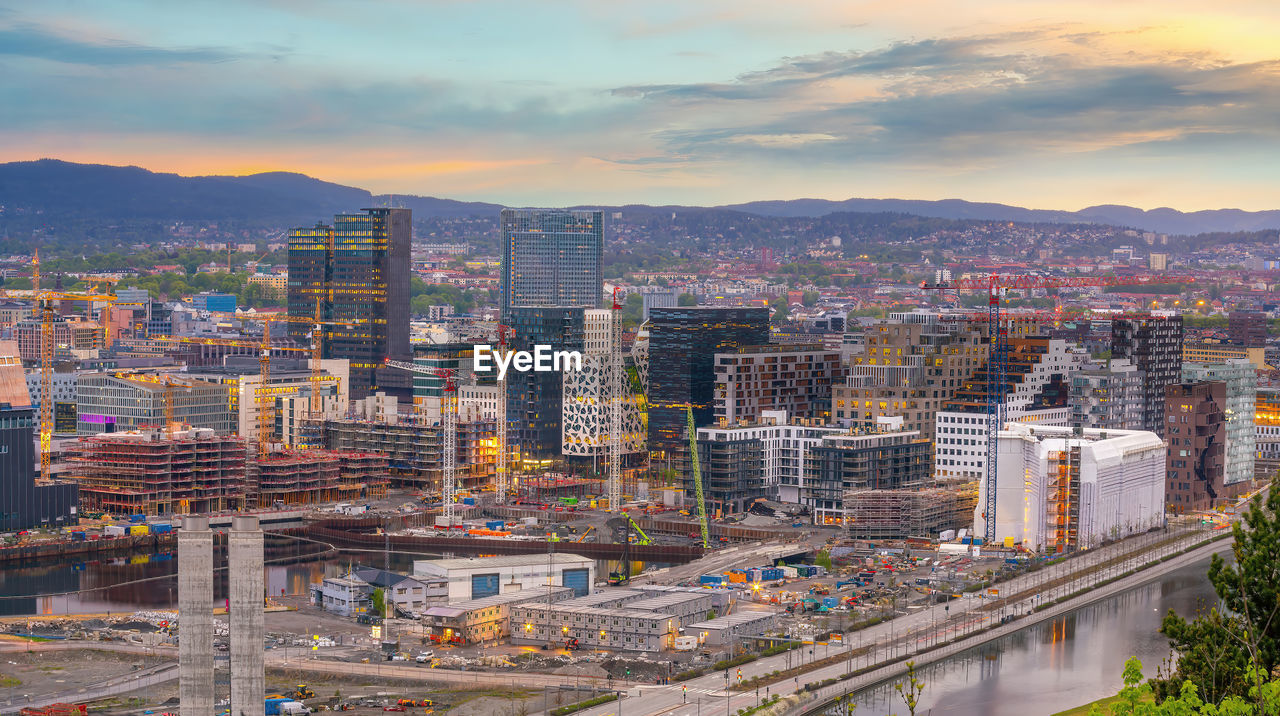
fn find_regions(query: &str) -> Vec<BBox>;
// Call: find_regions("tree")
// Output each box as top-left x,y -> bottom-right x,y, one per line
678,293 -> 698,306
769,297 -> 789,323
801,290 -> 820,307
893,661 -> 925,716
1086,657 -> 1280,715
815,550 -> 833,570
371,588 -> 386,617
1154,481 -> 1280,705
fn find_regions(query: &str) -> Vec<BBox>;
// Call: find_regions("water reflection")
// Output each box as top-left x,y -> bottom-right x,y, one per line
843,556 -> 1222,716
0,539 -> 434,617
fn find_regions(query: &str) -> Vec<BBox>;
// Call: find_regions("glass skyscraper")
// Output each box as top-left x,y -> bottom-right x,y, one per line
501,209 -> 604,312
288,207 -> 411,399
647,307 -> 771,455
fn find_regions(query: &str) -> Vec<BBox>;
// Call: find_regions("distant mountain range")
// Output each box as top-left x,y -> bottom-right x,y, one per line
2,159 -> 1278,236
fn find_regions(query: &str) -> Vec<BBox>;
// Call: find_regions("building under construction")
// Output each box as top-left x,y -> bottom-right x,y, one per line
844,483 -> 978,540
324,418 -> 495,493
72,428 -> 247,515
248,450 -> 389,508
73,429 -> 389,514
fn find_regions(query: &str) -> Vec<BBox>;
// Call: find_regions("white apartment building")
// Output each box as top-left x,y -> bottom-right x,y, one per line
696,410 -> 844,504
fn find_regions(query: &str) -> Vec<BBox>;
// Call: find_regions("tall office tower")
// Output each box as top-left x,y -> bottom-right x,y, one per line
229,515 -> 265,716
288,207 -> 411,399
1111,316 -> 1183,437
501,209 -> 604,313
1070,359 -> 1145,430
1165,381 -> 1227,511
1182,359 -> 1256,488
833,315 -> 987,443
935,336 -> 1088,482
647,307 -> 770,457
505,307 -> 585,464
1228,310 -> 1268,348
177,515 -> 214,716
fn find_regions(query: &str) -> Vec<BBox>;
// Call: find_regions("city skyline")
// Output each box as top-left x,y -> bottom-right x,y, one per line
2,1 -> 1280,211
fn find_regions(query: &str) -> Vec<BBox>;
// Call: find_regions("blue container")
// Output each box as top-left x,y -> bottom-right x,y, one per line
822,597 -> 839,609
148,523 -> 173,534
71,531 -> 87,542
700,575 -> 724,585
462,497 -> 476,506
486,520 -> 505,530
129,514 -> 146,523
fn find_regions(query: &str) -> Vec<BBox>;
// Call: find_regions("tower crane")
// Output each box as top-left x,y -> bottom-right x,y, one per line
922,273 -> 1195,545
213,311 -> 361,458
607,289 -> 624,512
493,324 -> 513,505
685,405 -> 709,549
384,360 -> 459,523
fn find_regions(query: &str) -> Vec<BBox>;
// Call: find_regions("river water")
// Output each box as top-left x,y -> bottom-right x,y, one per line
843,554 -> 1223,716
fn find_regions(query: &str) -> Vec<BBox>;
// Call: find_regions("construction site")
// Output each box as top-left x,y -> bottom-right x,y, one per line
323,417 -> 495,493
71,428 -> 391,515
843,483 -> 979,540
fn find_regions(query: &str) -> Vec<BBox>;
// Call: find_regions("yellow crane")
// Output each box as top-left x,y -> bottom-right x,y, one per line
212,311 -> 362,458
32,250 -> 118,480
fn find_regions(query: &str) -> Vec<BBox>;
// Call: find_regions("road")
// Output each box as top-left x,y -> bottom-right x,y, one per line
554,520 -> 1224,716
0,661 -> 177,716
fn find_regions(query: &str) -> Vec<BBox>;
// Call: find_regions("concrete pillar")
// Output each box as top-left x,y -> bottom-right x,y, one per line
177,515 -> 213,716
229,515 -> 264,716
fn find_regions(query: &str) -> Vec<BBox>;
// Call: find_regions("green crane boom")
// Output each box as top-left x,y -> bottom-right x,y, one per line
625,513 -> 652,545
687,405 -> 709,549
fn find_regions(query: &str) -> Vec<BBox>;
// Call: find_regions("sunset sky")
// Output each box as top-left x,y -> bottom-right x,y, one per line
3,0 -> 1279,209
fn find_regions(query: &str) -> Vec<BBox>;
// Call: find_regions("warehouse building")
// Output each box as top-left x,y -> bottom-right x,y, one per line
509,604 -> 678,652
684,612 -> 779,647
413,554 -> 595,602
623,593 -> 714,628
421,586 -> 574,646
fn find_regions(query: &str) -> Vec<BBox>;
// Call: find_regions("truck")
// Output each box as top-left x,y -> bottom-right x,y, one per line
673,635 -> 698,651
265,698 -> 310,715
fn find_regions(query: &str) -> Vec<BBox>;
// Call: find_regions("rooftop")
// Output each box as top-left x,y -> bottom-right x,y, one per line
416,554 -> 593,571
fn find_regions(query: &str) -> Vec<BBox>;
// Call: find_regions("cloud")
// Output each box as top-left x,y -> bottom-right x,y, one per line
611,29 -> 1280,168
0,24 -> 246,66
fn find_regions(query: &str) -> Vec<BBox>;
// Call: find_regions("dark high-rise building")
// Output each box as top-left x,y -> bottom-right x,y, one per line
505,307 -> 585,464
1229,310 -> 1268,348
501,209 -> 603,313
1111,316 -> 1183,437
288,208 -> 411,399
647,307 -> 770,455
0,342 -> 76,531
1165,381 -> 1226,512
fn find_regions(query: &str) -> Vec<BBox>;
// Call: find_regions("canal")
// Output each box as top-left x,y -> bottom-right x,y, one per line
841,554 -> 1222,716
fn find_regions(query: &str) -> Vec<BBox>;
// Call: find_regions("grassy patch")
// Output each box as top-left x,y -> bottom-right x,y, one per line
1052,691 -> 1154,716
0,676 -> 20,687
550,693 -> 619,716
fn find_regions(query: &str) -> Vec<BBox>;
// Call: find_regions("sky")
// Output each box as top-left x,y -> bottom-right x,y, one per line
2,0 -> 1280,210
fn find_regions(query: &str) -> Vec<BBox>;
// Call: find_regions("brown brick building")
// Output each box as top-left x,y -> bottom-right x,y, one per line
1164,381 -> 1226,512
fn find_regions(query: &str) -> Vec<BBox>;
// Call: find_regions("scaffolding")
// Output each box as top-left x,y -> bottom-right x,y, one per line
1046,448 -> 1080,554
323,418 -> 495,493
844,483 -> 979,540
71,429 -> 247,515
250,451 -> 342,506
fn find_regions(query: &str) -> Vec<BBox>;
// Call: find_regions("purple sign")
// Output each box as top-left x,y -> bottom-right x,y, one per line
81,414 -> 117,425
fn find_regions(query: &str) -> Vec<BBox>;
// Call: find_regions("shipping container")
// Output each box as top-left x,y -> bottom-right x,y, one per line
485,520 -> 505,530
104,525 -> 126,537
700,575 -> 725,585
147,523 -> 172,534
128,514 -> 146,523
461,497 -> 476,505
128,525 -> 148,536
